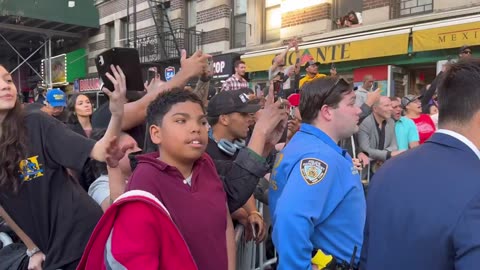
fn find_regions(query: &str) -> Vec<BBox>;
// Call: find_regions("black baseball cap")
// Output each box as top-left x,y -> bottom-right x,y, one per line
207,90 -> 261,117
459,45 -> 472,54
305,60 -> 320,68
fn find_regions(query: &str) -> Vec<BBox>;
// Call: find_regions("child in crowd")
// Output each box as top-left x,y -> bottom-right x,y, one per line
79,88 -> 235,270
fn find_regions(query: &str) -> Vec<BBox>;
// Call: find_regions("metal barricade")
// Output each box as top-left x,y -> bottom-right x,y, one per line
234,200 -> 278,270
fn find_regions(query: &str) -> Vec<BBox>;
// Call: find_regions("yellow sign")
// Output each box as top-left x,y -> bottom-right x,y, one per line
242,34 -> 409,72
413,22 -> 480,52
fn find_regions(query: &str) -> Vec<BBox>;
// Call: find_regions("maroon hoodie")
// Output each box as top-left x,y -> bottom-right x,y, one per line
127,152 -> 228,270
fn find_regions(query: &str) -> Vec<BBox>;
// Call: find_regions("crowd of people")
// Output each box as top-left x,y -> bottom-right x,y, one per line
0,37 -> 478,270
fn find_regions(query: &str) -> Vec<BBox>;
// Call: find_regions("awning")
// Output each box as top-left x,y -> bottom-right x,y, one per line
242,29 -> 410,72
412,15 -> 480,52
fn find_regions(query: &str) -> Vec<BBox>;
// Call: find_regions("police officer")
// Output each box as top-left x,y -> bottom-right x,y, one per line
269,77 -> 365,270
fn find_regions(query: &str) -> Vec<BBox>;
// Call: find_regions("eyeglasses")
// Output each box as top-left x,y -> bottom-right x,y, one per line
462,50 -> 472,55
321,78 -> 350,107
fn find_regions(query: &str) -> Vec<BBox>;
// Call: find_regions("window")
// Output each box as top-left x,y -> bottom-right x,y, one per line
187,0 -> 197,29
106,23 -> 115,48
333,0 -> 363,28
232,0 -> 247,48
264,0 -> 280,42
120,19 -> 129,47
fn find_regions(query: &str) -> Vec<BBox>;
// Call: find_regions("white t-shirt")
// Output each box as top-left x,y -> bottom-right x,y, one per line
88,175 -> 110,206
269,66 -> 294,90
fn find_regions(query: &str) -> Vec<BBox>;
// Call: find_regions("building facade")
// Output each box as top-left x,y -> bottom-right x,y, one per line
241,0 -> 480,97
89,0 -> 480,96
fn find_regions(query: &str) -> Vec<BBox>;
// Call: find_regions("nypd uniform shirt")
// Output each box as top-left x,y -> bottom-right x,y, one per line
269,123 -> 366,270
0,111 -> 102,269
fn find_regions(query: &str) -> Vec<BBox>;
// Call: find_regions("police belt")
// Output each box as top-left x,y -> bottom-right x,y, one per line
311,247 -> 359,270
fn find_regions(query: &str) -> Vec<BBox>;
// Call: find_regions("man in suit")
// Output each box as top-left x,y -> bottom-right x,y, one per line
360,58 -> 480,270
358,96 -> 401,174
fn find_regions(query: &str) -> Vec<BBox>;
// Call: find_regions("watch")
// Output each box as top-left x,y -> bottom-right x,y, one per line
26,247 -> 41,257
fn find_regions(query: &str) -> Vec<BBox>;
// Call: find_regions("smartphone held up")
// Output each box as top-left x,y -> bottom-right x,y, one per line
95,48 -> 144,92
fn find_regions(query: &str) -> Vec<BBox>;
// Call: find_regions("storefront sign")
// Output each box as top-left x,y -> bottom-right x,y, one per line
242,33 -> 409,72
76,78 -> 101,92
165,66 -> 176,81
212,53 -> 241,79
413,21 -> 480,52
42,54 -> 67,84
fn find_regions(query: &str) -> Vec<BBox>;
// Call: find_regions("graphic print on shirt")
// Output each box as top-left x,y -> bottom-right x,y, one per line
417,121 -> 435,134
300,158 -> 328,185
19,156 -> 44,181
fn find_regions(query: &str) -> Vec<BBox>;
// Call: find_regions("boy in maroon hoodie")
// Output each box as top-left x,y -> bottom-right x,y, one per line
126,88 -> 235,270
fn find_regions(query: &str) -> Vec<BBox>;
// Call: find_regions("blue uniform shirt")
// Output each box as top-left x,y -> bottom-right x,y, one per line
269,123 -> 366,270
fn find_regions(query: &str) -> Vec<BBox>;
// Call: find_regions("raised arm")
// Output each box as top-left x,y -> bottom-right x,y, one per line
271,38 -> 297,72
121,50 -> 211,130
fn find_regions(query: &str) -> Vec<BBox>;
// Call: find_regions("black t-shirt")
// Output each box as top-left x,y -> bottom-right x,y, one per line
0,112 -> 102,269
24,103 -> 68,123
91,102 -> 146,148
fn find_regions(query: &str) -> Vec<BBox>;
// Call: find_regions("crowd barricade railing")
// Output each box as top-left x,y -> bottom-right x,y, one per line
234,200 -> 278,270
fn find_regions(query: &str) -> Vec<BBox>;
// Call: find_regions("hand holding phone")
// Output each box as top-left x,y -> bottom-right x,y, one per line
95,48 -> 144,92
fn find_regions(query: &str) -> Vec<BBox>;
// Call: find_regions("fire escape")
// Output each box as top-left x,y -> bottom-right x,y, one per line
130,0 -> 202,65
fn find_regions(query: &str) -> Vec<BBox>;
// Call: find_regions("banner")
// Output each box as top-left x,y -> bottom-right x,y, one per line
413,21 -> 480,52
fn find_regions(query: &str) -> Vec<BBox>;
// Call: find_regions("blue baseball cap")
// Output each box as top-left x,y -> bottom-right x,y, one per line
46,88 -> 67,107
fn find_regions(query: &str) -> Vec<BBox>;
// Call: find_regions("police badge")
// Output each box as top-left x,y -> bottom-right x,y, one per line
300,158 -> 328,185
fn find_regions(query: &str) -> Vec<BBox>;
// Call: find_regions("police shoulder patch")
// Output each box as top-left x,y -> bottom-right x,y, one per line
299,158 -> 328,185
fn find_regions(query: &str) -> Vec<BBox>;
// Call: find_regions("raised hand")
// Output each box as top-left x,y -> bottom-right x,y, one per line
180,49 -> 212,79
144,73 -> 166,93
103,65 -> 127,117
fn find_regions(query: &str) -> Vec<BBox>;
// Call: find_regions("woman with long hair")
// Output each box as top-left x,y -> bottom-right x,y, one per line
0,64 -> 126,270
66,93 -> 94,138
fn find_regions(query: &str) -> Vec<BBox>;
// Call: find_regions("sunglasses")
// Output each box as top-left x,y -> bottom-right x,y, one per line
321,78 -> 350,106
462,50 -> 472,55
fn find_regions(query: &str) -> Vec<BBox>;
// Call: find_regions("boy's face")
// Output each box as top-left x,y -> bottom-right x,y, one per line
150,101 -> 209,163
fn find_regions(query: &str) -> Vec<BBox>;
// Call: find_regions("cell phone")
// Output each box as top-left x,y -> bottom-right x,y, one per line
331,62 -> 336,69
95,48 -> 144,91
208,58 -> 214,73
372,81 -> 378,90
289,106 -> 295,119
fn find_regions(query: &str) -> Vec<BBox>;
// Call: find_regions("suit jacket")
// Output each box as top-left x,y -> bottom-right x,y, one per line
358,114 -> 397,161
360,132 -> 480,270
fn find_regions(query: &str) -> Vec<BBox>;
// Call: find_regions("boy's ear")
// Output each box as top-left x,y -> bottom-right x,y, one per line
149,124 -> 162,145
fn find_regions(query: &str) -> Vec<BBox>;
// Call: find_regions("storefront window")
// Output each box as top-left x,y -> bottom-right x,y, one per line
264,0 -> 281,42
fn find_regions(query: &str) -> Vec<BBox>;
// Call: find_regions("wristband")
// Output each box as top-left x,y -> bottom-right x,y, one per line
26,247 -> 41,257
248,211 -> 263,220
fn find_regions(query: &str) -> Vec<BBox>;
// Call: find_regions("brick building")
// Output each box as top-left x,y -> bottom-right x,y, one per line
242,0 -> 480,97
88,0 -> 480,96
